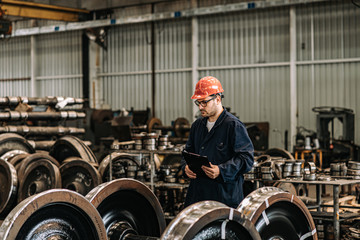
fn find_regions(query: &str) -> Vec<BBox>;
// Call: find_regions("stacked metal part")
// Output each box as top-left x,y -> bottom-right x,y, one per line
303,162 -> 317,180
158,135 -> 170,150
245,152 -> 308,181
347,161 -> 360,179
0,96 -> 86,149
143,133 -> 158,150
330,162 -> 348,177
0,178 -> 318,240
132,132 -> 145,150
131,132 -> 175,151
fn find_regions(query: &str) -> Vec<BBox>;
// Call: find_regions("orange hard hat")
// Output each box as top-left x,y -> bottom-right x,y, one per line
191,76 -> 224,99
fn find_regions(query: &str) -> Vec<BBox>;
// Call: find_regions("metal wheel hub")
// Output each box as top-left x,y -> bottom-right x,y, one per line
237,187 -> 317,240
0,189 -> 107,240
86,179 -> 166,239
161,201 -> 261,240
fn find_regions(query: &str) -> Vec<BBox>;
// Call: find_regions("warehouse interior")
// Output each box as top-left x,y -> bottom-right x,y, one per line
0,0 -> 360,239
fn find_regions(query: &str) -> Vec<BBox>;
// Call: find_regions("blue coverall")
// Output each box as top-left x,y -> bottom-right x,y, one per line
182,108 -> 254,208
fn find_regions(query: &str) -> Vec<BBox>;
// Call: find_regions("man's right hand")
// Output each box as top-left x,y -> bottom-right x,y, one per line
185,165 -> 196,179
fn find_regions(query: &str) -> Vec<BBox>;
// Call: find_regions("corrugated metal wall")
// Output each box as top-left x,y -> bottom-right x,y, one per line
155,19 -> 192,124
36,31 -> 83,97
1,1 -> 360,148
0,36 -> 31,96
198,8 -> 290,148
100,19 -> 193,125
296,2 -> 360,144
0,31 -> 82,98
100,24 -> 152,110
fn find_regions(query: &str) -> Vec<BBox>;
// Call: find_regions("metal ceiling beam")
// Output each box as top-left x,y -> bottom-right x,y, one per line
0,0 -> 89,22
10,0 -> 328,37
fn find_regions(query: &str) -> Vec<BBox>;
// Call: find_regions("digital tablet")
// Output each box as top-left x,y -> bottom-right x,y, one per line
182,150 -> 210,178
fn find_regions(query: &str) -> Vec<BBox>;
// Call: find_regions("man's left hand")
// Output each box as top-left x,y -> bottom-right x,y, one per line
201,163 -> 220,179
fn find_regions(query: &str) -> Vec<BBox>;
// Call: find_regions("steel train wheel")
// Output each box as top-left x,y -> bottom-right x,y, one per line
0,159 -> 17,218
60,157 -> 102,196
237,187 -> 317,240
49,135 -> 97,164
86,178 -> 166,239
0,133 -> 35,156
147,117 -> 163,133
0,150 -> 27,161
0,189 -> 107,240
17,153 -> 60,180
17,159 -> 62,203
173,117 -> 190,138
161,201 -> 261,240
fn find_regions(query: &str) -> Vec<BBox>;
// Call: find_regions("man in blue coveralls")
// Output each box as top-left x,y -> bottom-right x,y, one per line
182,76 -> 254,208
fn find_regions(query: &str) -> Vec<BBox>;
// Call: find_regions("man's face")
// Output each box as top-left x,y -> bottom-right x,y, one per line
197,95 -> 219,118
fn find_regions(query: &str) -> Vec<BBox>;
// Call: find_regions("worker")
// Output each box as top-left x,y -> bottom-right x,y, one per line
182,76 -> 254,208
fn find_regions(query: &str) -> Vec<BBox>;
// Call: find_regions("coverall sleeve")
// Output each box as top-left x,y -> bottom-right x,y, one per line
181,122 -> 196,172
218,122 -> 254,182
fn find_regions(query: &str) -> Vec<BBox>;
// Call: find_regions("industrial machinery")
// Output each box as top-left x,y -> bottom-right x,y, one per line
0,178 -> 317,240
313,107 -> 359,164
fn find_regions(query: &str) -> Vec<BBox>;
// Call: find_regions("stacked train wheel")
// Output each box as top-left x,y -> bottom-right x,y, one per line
0,177 -> 318,240
0,189 -> 107,240
237,187 -> 317,240
161,201 -> 261,240
86,178 -> 166,239
0,133 -> 102,218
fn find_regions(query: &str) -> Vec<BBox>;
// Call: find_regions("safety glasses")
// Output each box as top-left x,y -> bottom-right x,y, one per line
194,95 -> 217,107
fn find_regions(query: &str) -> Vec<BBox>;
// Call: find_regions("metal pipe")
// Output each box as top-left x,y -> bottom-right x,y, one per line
0,96 -> 84,107
0,111 -> 86,121
0,126 -> 85,135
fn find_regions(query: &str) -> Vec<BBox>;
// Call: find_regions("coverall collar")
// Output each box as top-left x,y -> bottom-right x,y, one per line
200,106 -> 227,129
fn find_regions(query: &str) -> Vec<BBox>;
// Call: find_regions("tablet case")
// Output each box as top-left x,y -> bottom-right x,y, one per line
182,150 -> 210,178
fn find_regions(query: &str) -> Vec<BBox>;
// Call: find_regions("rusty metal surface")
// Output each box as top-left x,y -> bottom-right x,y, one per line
0,96 -> 84,107
162,201 -> 260,240
147,117 -> 163,133
17,159 -> 61,203
173,117 -> 190,138
17,153 -> 60,180
0,149 -> 27,161
60,157 -> 101,196
86,178 -> 166,238
0,126 -> 85,136
8,153 -> 29,172
0,111 -> 86,121
0,189 -> 107,240
50,135 -> 97,164
237,187 -> 317,240
0,159 -> 17,218
0,133 -> 35,157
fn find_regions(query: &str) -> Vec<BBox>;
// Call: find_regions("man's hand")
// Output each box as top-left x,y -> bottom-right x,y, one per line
185,165 -> 196,179
202,163 -> 220,179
